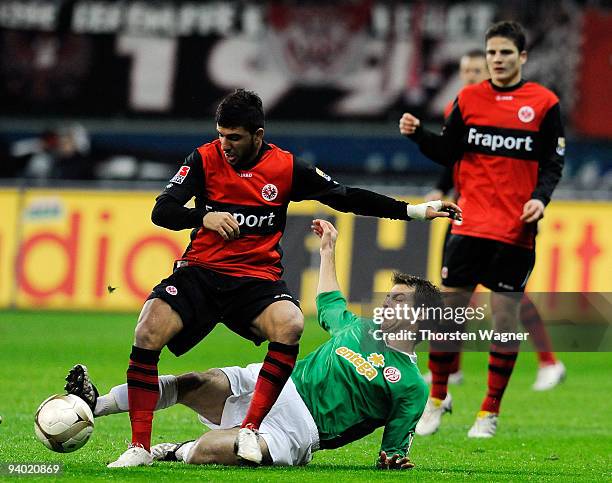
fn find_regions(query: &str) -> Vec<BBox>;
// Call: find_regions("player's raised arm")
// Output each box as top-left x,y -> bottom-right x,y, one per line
151,150 -> 207,231
311,219 -> 361,335
291,159 -> 461,222
399,101 -> 465,167
312,219 -> 340,295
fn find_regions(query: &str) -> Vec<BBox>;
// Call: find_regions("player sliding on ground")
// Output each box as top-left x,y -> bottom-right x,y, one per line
111,89 -> 460,467
65,219 -> 445,469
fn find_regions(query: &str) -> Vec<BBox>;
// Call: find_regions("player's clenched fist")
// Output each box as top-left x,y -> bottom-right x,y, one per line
203,212 -> 240,240
399,113 -> 421,136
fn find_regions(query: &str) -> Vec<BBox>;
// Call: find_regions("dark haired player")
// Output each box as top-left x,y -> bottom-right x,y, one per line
400,21 -> 564,437
424,50 -> 565,390
106,89 -> 460,467
67,220 -> 441,469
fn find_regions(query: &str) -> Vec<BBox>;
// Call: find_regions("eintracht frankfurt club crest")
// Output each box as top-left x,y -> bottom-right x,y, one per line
262,184 -> 278,201
518,105 -> 535,123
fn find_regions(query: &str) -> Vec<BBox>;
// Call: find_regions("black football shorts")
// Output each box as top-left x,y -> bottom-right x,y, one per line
148,265 -> 300,356
441,234 -> 535,293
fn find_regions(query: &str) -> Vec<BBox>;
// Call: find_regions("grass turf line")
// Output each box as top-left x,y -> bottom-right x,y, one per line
0,310 -> 610,481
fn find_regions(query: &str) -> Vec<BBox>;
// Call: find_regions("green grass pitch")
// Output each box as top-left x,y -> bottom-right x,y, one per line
0,310 -> 610,481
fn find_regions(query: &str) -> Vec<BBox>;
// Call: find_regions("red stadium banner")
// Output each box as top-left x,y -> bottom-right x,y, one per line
572,8 -> 612,138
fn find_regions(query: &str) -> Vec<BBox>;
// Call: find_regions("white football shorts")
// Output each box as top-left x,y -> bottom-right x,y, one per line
197,363 -> 320,466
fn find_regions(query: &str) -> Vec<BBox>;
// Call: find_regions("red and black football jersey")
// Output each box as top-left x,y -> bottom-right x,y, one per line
411,79 -> 565,249
152,140 -> 409,280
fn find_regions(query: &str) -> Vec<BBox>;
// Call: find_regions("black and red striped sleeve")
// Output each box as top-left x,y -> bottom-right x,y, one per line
407,98 -> 466,167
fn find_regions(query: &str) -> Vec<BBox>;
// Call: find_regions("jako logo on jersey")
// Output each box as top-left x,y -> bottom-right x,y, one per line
261,183 -> 278,201
171,166 -> 190,184
384,366 -> 402,383
496,95 -> 513,101
335,346 -> 378,381
467,128 -> 533,152
166,285 -> 178,295
238,172 -> 252,178
518,105 -> 535,123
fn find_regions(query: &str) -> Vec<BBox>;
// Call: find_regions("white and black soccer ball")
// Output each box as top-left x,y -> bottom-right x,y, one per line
34,394 -> 94,453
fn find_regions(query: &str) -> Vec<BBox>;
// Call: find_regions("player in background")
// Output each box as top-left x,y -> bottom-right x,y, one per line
110,89 -> 461,467
423,50 -> 565,390
66,219 -> 442,469
399,21 -> 565,437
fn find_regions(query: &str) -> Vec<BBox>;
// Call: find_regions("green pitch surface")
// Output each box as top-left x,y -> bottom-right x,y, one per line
0,311 -> 610,482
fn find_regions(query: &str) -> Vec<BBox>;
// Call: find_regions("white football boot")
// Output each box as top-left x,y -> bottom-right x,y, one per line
415,394 -> 452,436
107,444 -> 153,468
234,426 -> 262,464
532,361 -> 566,391
467,411 -> 498,438
423,370 -> 464,385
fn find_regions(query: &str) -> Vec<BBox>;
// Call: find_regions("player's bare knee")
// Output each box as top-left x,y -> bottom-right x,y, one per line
133,299 -> 182,350
133,320 -> 164,349
275,314 -> 303,345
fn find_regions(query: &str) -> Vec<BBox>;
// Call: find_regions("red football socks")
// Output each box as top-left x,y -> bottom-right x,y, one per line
449,351 -> 461,374
481,343 -> 519,414
127,345 -> 161,451
428,351 -> 456,400
520,297 -> 557,366
241,342 -> 299,429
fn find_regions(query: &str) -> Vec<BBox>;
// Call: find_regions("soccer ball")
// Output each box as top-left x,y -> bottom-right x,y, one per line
34,394 -> 94,453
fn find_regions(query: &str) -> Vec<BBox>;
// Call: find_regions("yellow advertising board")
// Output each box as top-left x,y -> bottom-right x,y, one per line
14,190 -> 189,310
0,188 -> 20,308
527,201 -> 612,292
1,189 -> 611,314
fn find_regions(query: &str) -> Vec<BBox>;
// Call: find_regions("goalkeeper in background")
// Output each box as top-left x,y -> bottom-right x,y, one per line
65,219 -> 443,469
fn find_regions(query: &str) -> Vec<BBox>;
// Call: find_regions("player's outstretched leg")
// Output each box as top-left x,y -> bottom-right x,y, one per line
154,430 -> 271,466
65,369 -> 179,419
519,296 -> 566,390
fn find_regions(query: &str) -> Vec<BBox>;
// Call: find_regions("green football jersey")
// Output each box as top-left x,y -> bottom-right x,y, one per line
291,290 -> 429,457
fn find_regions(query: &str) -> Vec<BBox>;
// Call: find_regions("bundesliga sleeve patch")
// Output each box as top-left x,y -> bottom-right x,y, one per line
316,167 -> 338,184
170,165 -> 190,184
316,167 -> 332,181
556,137 -> 566,156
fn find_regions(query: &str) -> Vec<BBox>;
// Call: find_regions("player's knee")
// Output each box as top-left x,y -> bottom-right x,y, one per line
275,311 -> 304,345
133,320 -> 164,349
133,299 -> 181,350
